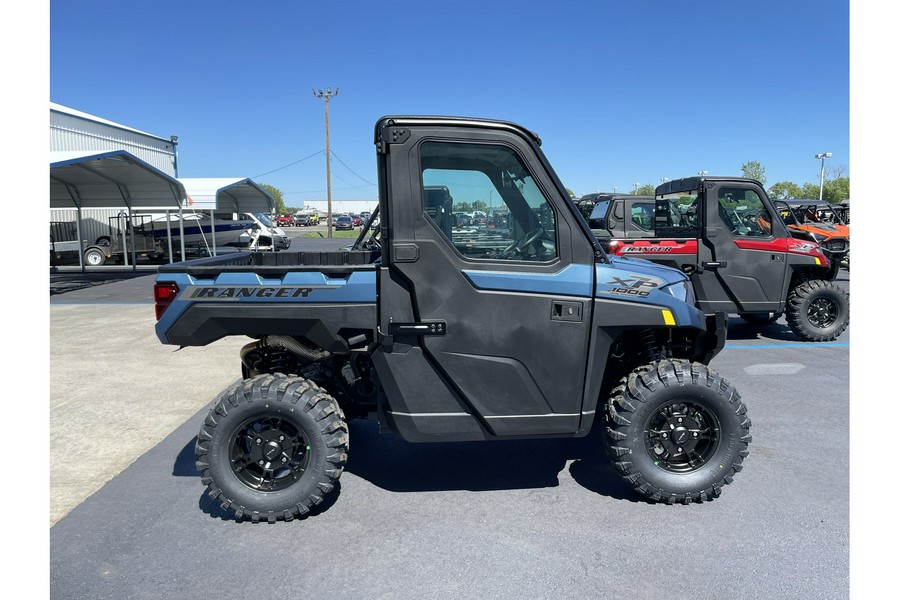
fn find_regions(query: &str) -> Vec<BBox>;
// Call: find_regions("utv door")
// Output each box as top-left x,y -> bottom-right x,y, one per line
372,120 -> 597,441
695,181 -> 788,313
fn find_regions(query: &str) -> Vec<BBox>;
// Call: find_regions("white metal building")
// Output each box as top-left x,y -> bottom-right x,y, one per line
49,103 -> 274,267
302,200 -> 377,215
50,102 -> 178,176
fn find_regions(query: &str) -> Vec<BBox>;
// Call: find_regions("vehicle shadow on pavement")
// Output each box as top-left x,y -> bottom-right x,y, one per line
341,420 -> 640,501
171,418 -> 692,512
725,318 -> 805,342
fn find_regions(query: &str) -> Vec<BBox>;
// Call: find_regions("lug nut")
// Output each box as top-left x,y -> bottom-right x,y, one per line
256,438 -> 261,444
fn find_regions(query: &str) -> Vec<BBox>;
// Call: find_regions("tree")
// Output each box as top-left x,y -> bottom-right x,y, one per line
565,187 -> 577,200
741,161 -> 767,187
259,183 -> 287,214
769,181 -> 803,200
635,184 -> 656,196
799,183 -> 822,200
822,177 -> 850,203
827,165 -> 848,180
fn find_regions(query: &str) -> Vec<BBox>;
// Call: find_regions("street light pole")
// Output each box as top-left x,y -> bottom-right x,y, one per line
314,87 -> 339,238
815,152 -> 832,202
632,182 -> 639,194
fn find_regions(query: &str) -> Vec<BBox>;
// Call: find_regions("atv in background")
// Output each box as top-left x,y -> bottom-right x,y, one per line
585,177 -> 849,342
777,199 -> 850,270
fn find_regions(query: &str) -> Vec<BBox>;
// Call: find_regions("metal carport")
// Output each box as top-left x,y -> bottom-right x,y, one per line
177,178 -> 276,255
50,150 -> 188,270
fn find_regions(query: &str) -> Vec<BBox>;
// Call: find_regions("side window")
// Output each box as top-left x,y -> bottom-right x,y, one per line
716,187 -> 773,237
654,194 -> 701,238
420,141 -> 558,262
630,202 -> 655,231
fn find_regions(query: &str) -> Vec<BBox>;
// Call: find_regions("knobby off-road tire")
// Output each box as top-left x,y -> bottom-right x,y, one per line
603,359 -> 751,504
785,279 -> 849,342
195,374 -> 348,523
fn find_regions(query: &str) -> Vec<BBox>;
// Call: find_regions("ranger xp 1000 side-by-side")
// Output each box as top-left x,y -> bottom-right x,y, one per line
153,117 -> 751,522
583,178 -> 849,342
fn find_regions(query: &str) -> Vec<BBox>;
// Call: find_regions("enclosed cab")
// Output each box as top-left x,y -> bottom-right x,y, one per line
154,118 -> 751,522
590,177 -> 849,341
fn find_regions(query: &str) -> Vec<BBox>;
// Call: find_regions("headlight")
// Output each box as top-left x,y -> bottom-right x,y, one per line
663,280 -> 695,305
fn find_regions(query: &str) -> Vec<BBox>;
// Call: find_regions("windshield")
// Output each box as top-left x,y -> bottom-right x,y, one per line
254,213 -> 274,227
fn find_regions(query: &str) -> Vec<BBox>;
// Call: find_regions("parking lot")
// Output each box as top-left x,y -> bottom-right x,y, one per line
49,237 -> 850,599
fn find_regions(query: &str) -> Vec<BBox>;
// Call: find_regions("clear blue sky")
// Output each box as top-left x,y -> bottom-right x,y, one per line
48,0 -> 850,206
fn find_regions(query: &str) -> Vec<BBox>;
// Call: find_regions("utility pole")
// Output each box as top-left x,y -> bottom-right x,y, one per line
816,152 -> 832,202
313,87 -> 339,237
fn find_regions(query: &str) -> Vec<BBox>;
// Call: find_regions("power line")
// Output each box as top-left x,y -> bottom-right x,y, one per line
329,149 -> 377,186
329,170 -> 376,191
251,149 -> 325,179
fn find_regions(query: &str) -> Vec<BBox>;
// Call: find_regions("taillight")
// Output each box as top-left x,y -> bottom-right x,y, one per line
154,282 -> 179,320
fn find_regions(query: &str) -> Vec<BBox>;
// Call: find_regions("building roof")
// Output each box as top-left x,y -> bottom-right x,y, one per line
50,102 -> 172,143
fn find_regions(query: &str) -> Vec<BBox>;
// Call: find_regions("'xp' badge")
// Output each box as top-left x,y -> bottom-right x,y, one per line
602,274 -> 664,298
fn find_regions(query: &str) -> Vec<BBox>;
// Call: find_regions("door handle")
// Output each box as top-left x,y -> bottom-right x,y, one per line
551,301 -> 583,322
701,261 -> 727,268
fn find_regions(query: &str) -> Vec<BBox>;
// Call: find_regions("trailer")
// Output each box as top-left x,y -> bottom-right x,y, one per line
51,213 -> 167,267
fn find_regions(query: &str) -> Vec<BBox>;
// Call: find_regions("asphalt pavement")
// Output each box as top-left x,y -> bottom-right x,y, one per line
48,239 -> 850,600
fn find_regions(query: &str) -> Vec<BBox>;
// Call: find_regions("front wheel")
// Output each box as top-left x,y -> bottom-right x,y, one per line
785,279 -> 849,342
603,360 -> 751,503
195,374 -> 348,522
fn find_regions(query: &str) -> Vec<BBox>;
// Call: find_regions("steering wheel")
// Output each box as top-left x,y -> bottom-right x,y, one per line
500,227 -> 544,259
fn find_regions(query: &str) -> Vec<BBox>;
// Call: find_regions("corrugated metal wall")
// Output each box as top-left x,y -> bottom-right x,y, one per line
50,110 -> 176,176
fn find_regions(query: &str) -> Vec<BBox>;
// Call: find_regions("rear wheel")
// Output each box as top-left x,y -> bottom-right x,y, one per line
195,374 -> 348,522
785,280 -> 849,342
603,360 -> 751,503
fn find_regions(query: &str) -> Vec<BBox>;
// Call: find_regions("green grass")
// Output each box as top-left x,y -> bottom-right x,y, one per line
298,230 -> 360,238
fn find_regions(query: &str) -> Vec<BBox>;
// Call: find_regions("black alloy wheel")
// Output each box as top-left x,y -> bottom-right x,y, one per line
806,296 -> 839,329
644,401 -> 719,473
228,415 -> 312,492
